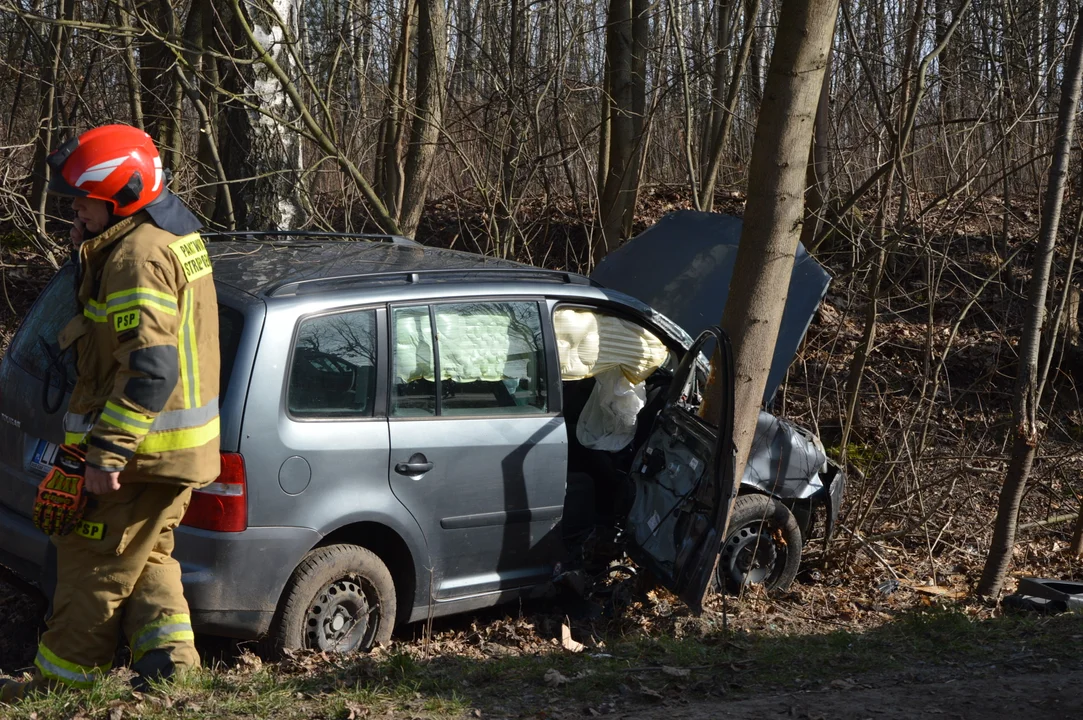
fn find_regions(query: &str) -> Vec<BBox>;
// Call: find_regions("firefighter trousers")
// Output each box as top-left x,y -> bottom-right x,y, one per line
32,481 -> 199,688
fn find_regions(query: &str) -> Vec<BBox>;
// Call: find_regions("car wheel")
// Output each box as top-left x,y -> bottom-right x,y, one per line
716,494 -> 802,593
269,544 -> 396,654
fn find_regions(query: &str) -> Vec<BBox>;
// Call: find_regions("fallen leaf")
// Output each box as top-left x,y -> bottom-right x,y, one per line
544,668 -> 570,688
237,651 -> 263,670
561,623 -> 586,653
912,584 -> 967,599
661,666 -> 690,678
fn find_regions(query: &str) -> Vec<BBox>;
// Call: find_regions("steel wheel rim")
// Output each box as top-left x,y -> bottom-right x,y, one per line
719,523 -> 782,587
304,575 -> 380,652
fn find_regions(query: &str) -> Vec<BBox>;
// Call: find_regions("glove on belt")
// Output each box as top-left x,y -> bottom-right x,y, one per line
33,444 -> 88,536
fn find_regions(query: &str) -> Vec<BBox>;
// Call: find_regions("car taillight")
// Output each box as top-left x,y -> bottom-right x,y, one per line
181,453 -> 247,532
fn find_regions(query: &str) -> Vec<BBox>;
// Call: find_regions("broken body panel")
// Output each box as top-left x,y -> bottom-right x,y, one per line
624,328 -> 736,612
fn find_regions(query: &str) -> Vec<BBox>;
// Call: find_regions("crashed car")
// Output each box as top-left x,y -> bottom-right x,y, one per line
0,211 -> 842,654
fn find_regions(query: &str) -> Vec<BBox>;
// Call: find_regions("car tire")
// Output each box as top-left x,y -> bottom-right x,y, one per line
267,544 -> 396,655
715,494 -> 802,593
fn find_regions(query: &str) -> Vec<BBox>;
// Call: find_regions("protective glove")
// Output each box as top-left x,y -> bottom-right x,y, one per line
33,444 -> 88,536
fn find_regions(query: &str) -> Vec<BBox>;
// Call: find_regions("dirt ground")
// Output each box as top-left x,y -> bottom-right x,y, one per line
618,668 -> 1083,720
5,560 -> 1083,719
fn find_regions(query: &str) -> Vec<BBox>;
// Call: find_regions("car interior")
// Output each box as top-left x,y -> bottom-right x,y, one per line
552,307 -> 680,560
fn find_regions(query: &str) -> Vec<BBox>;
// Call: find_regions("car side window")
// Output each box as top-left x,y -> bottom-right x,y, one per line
288,309 -> 377,417
435,302 -> 548,416
391,301 -> 548,417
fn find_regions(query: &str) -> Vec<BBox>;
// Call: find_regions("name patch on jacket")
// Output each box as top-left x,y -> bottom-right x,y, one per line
169,234 -> 213,283
114,309 -> 140,332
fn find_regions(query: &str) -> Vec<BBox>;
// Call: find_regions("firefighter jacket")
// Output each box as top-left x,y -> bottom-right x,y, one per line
56,211 -> 220,486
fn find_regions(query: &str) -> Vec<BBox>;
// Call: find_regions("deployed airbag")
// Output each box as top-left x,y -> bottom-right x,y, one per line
574,367 -> 646,451
555,308 -> 669,451
553,308 -> 668,383
394,308 -> 532,383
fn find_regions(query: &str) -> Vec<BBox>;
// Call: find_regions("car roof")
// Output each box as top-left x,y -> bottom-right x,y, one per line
206,237 -> 590,297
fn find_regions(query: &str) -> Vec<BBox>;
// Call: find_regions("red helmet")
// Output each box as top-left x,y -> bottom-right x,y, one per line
47,124 -> 165,217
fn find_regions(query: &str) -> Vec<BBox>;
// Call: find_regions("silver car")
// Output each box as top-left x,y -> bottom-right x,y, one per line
0,219 -> 842,654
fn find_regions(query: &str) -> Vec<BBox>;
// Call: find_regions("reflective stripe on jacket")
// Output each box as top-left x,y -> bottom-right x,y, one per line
57,212 -> 221,486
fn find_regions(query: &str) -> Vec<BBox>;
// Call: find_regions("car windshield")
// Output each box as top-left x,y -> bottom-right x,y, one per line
7,265 -> 244,398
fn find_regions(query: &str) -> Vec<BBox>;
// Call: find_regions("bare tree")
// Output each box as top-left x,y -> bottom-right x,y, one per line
703,0 -> 839,491
978,11 -> 1083,597
592,0 -> 649,267
399,0 -> 447,236
28,0 -> 73,236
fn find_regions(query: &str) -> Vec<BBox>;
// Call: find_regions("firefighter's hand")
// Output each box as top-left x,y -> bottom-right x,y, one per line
71,218 -> 85,249
85,466 -> 121,494
33,445 -> 88,536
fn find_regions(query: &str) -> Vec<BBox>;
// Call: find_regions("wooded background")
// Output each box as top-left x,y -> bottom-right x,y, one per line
1,1 -> 1074,258
0,0 -> 1081,590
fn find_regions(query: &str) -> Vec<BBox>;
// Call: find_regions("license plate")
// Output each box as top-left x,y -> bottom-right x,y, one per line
30,439 -> 59,475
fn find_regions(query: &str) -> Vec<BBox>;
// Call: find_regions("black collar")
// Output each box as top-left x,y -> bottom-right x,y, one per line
144,191 -> 202,236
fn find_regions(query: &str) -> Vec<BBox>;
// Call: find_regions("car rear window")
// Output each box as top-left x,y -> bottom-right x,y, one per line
218,305 -> 244,398
7,265 -> 80,390
7,265 -> 245,398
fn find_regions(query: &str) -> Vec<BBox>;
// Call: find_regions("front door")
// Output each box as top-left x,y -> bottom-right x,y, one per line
624,327 -> 735,613
387,301 -> 567,600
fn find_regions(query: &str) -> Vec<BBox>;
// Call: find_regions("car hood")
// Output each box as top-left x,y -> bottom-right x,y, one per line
590,211 -> 831,404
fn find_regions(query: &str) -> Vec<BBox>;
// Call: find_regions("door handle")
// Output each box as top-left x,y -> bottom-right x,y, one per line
395,453 -> 433,476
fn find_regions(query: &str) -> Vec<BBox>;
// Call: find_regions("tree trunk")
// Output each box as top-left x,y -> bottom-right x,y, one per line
591,0 -> 649,268
137,0 -> 183,169
798,39 -> 833,250
374,0 -> 415,222
29,0 -> 74,236
117,0 -> 144,130
699,0 -> 760,211
746,0 -> 767,104
977,11 -> 1083,597
241,0 -> 307,229
1070,497 -> 1083,557
701,0 -> 839,498
497,0 -> 525,256
399,0 -> 448,237
701,0 -> 736,174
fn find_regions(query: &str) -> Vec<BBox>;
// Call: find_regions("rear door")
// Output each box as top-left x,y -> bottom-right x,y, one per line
387,300 -> 566,599
624,327 -> 735,613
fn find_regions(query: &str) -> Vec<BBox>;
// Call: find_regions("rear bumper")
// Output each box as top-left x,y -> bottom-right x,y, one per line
0,503 -> 318,641
176,524 -> 321,640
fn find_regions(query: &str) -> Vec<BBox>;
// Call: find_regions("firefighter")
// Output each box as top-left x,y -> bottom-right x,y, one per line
1,124 -> 220,703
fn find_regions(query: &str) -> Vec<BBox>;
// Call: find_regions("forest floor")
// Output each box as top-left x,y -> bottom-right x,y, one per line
1,190 -> 1082,718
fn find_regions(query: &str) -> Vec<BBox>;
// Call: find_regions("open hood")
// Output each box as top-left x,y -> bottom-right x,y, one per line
591,211 -> 831,404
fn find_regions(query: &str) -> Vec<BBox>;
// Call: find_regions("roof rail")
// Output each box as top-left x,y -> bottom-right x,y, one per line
267,267 -> 595,297
201,230 -> 420,246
